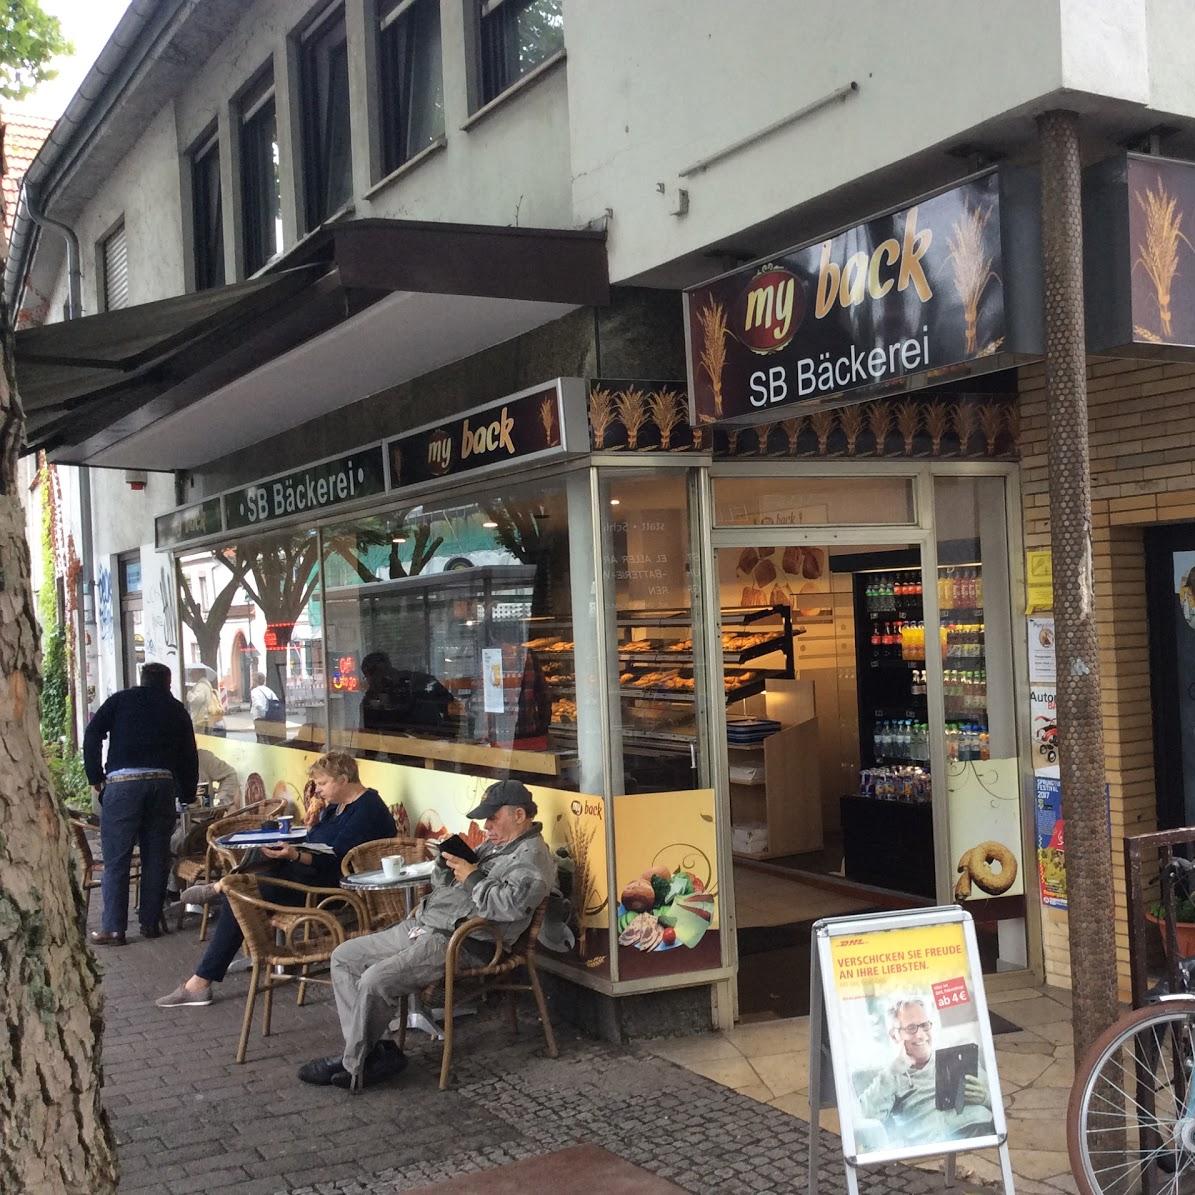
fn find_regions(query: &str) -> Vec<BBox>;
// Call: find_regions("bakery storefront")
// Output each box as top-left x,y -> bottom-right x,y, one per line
159,172 -> 1042,1030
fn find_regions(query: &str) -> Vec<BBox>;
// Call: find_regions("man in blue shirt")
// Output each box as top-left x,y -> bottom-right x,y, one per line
83,662 -> 198,945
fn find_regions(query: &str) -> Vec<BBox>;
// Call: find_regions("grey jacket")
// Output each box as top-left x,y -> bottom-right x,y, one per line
416,824 -> 556,945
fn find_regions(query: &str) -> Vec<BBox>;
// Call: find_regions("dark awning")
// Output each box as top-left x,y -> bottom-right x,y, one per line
17,218 -> 608,467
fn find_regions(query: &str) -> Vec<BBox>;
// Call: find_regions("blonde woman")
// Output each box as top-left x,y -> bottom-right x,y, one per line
155,753 -> 394,1009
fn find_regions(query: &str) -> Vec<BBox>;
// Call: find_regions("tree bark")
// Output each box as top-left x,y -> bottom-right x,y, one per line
1038,110 -> 1119,1061
0,265 -> 118,1185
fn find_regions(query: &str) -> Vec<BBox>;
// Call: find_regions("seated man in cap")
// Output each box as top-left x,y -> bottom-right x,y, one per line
299,778 -> 556,1090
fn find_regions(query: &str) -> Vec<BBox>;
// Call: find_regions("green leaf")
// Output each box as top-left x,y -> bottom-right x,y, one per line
0,0 -> 70,102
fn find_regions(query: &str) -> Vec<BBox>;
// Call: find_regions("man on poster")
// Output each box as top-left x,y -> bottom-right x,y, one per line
856,995 -> 994,1148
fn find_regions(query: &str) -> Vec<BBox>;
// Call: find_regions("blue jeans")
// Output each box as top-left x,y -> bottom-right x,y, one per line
195,873 -> 306,983
99,777 -> 177,933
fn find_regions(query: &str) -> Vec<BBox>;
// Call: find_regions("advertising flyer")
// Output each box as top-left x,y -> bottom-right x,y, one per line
946,758 -> 1023,903
1025,549 -> 1053,614
1030,685 -> 1059,775
612,788 -> 720,979
1027,615 -> 1056,684
1033,777 -> 1066,909
481,647 -> 504,713
825,920 -> 999,1158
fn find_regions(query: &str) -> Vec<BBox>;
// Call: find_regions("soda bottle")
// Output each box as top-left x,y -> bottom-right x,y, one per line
974,568 -> 984,607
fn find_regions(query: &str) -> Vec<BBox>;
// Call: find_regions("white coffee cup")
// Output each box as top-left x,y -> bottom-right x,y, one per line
380,854 -> 405,880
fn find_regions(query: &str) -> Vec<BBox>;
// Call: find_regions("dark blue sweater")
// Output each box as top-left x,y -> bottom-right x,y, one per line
282,788 -> 396,888
83,685 -> 199,800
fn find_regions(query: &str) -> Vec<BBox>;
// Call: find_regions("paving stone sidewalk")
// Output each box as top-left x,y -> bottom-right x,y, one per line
98,903 -> 1001,1194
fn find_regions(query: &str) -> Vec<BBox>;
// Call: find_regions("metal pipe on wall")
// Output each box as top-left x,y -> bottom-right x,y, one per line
24,181 -> 95,726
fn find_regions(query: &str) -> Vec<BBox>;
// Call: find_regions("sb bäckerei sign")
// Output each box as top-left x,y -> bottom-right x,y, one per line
684,172 -> 1013,424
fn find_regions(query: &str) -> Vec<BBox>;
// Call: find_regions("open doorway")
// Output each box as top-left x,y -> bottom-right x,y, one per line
717,540 -> 940,1019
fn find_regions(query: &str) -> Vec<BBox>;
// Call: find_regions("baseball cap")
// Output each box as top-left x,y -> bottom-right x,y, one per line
466,779 -> 538,820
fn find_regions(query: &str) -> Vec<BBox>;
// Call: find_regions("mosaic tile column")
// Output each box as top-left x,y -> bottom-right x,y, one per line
1038,109 -> 1118,1060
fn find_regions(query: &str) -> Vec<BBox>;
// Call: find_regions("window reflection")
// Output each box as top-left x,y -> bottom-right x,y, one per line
323,481 -> 580,788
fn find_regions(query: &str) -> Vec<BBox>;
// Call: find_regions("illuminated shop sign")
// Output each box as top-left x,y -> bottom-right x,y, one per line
154,497 -> 223,549
684,170 -> 1043,424
223,446 -> 387,531
386,378 -> 588,492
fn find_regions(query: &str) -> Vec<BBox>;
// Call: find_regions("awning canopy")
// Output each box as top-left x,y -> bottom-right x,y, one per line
17,218 -> 608,468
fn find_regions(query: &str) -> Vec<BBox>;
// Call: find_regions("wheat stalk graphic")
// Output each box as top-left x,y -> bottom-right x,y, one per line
867,401 -> 891,456
978,401 -> 1005,456
952,398 -> 978,455
1134,180 -> 1193,339
895,398 -> 921,455
924,402 -> 951,456
615,386 -> 648,450
1003,401 -> 1020,448
780,415 -> 803,455
589,387 -> 615,449
810,409 -> 835,455
540,395 -> 557,444
947,201 -> 998,356
696,299 -> 729,418
839,405 -> 865,455
648,388 -> 685,450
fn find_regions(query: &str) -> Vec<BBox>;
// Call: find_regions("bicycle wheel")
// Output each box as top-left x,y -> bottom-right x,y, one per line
1068,999 -> 1195,1193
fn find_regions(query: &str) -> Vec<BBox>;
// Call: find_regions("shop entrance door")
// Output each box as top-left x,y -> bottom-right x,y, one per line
707,467 -> 1028,1022
1146,524 -> 1195,828
712,537 -> 938,1019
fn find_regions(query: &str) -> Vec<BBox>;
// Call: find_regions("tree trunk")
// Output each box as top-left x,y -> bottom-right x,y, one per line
0,295 -> 119,1184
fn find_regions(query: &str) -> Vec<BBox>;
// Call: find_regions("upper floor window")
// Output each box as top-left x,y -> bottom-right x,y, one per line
100,220 -> 129,310
190,129 -> 225,290
378,0 -> 444,175
239,70 -> 283,276
301,5 -> 353,228
479,0 -> 562,105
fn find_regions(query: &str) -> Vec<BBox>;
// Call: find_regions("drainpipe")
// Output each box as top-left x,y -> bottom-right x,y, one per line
24,182 -> 94,735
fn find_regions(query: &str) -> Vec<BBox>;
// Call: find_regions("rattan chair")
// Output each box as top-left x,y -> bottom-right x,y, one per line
398,896 -> 557,1090
221,873 -> 368,1064
176,798 -> 289,938
340,836 -> 429,930
69,818 -> 140,927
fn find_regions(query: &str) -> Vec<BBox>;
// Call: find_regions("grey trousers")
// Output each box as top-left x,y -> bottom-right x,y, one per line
331,917 -> 457,1076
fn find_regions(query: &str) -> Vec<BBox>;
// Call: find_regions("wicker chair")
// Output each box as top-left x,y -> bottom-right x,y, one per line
69,818 -> 141,927
340,837 -> 429,931
221,873 -> 369,1064
176,798 -> 289,938
398,896 -> 557,1090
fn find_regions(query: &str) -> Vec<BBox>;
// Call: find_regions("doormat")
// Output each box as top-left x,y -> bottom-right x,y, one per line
402,1144 -> 685,1194
988,1009 -> 1020,1036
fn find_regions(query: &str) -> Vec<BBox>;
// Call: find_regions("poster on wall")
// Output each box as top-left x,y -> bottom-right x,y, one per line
612,789 -> 721,980
809,908 -> 1009,1182
1025,550 -> 1053,614
1034,776 -> 1066,909
194,735 -> 612,976
1029,685 -> 1059,776
945,758 -> 1023,903
1027,615 -> 1056,684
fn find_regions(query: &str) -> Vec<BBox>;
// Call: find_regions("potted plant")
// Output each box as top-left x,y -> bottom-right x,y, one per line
1148,892 -> 1195,957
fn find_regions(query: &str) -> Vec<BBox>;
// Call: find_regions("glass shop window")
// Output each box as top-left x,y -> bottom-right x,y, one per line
321,476 -> 595,792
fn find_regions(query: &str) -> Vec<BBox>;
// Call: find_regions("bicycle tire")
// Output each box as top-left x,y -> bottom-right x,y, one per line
1067,998 -> 1195,1193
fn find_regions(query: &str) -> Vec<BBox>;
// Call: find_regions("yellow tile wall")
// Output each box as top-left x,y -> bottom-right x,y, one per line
1019,358 -> 1195,998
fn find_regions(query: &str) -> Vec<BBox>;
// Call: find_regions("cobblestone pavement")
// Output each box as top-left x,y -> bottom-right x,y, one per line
99,902 -> 1000,1194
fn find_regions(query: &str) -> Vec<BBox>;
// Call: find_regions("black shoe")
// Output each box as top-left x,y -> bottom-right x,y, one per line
331,1041 -> 406,1090
298,1054 -> 347,1086
140,924 -> 163,939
